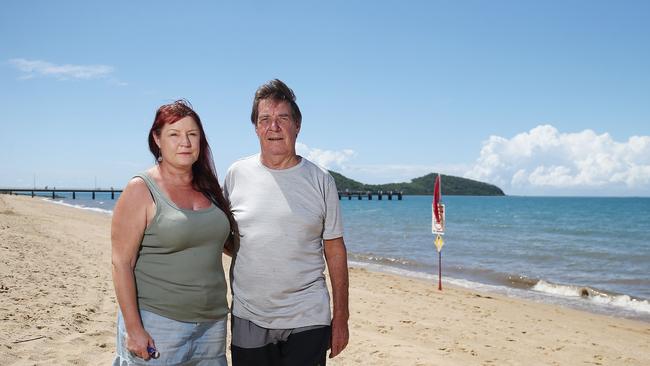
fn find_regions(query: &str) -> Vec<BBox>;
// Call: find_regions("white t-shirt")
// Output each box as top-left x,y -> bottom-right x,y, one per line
223,154 -> 344,328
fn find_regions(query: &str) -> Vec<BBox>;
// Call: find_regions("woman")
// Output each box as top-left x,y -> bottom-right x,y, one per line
111,100 -> 236,365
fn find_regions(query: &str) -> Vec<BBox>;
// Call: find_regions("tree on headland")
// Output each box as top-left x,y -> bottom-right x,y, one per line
329,171 -> 505,196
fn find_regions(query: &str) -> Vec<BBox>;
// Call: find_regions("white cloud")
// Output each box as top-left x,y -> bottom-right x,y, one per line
8,58 -> 115,80
296,142 -> 356,170
465,125 -> 650,195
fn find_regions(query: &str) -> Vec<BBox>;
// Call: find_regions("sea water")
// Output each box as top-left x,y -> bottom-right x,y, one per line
41,193 -> 650,321
342,195 -> 650,321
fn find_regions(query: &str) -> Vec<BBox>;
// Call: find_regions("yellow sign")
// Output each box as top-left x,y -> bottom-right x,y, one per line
434,234 -> 444,252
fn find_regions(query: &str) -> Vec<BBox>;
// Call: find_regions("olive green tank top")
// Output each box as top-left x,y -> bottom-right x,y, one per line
134,173 -> 230,322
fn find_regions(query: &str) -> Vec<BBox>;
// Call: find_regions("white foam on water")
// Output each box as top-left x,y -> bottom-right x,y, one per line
44,198 -> 113,215
348,260 -> 518,295
349,254 -> 420,267
589,294 -> 650,313
533,280 -> 650,314
533,280 -> 585,297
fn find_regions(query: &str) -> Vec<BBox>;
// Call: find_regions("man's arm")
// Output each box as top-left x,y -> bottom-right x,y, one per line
324,237 -> 349,358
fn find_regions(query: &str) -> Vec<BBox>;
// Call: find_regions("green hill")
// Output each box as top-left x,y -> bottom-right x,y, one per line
329,171 -> 505,196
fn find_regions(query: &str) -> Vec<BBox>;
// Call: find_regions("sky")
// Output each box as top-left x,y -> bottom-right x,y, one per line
1,0 -> 649,196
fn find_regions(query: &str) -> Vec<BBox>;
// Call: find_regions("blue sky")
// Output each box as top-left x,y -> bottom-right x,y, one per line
2,0 -> 649,196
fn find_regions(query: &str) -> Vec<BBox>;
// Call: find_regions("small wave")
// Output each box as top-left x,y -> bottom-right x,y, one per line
505,274 -> 538,289
45,198 -> 113,215
348,253 -> 423,268
533,280 -> 650,314
348,260 -> 521,294
348,260 -> 435,281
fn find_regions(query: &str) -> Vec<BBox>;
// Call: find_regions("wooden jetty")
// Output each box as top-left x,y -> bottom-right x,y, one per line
0,188 -> 122,200
338,190 -> 403,200
2,187 -> 402,201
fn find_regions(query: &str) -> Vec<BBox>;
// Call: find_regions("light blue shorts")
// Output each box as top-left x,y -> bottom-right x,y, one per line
113,310 -> 227,366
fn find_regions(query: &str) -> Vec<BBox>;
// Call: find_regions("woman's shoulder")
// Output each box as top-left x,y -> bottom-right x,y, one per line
124,176 -> 148,190
122,169 -> 156,199
113,172 -> 156,217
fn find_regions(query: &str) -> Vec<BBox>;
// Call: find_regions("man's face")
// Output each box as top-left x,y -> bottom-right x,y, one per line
255,99 -> 300,158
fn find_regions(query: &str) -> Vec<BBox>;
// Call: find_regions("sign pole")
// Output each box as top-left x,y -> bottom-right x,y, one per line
438,250 -> 442,291
433,174 -> 445,291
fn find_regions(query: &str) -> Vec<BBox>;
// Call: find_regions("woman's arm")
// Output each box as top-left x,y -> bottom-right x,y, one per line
111,177 -> 155,360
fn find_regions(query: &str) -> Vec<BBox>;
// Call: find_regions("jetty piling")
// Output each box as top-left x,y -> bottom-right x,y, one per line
337,190 -> 403,201
0,188 -> 122,200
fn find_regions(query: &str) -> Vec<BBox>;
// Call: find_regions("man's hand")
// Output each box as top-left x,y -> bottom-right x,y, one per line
324,237 -> 350,359
329,314 -> 349,358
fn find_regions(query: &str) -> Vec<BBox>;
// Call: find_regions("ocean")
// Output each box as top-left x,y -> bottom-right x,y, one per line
39,192 -> 650,322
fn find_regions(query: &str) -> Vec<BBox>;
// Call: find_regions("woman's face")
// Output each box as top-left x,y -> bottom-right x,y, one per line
154,116 -> 201,169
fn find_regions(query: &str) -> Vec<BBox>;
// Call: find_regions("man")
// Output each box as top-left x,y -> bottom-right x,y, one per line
224,79 -> 349,365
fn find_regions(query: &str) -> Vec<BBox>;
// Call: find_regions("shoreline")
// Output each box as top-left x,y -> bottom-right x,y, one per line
347,259 -> 650,323
1,194 -> 649,365
35,194 -> 650,323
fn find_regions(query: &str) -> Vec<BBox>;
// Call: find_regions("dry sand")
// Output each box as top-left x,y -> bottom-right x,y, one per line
1,194 -> 649,365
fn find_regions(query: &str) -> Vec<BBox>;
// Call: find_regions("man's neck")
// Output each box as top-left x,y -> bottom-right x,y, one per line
260,153 -> 301,170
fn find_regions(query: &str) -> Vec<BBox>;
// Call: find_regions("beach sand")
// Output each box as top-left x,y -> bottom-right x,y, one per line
1,194 -> 649,365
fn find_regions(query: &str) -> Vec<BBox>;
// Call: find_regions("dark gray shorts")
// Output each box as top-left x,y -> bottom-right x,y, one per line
231,316 -> 327,348
230,316 -> 331,366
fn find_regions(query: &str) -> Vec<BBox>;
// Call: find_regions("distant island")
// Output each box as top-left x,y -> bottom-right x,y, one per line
329,171 -> 505,196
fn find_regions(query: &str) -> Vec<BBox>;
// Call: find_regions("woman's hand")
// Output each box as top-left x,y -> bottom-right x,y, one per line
126,326 -> 156,360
